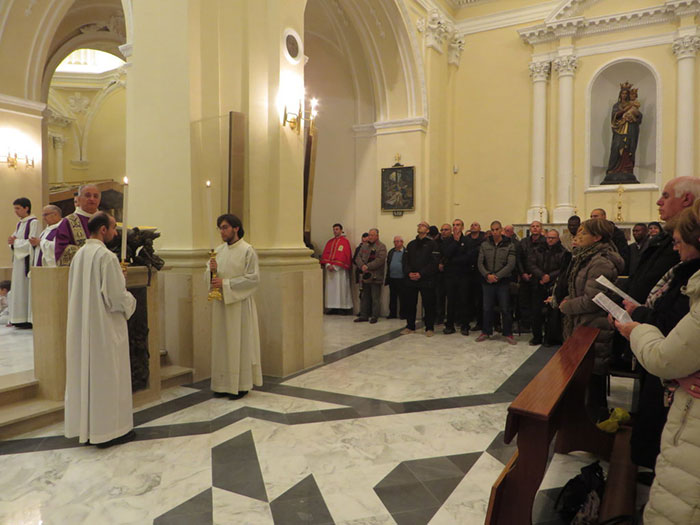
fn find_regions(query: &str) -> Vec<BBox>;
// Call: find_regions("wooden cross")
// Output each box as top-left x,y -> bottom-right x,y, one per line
394,153 -> 401,164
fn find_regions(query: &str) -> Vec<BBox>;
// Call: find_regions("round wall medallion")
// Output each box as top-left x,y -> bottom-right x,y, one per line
283,28 -> 303,65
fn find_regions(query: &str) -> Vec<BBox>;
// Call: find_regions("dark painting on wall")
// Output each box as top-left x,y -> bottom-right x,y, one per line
381,165 -> 415,212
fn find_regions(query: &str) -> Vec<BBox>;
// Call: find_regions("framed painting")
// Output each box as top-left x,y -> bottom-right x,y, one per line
381,165 -> 415,212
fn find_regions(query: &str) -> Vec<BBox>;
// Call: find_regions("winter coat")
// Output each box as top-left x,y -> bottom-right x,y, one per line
625,232 -> 679,303
527,241 -> 568,287
403,235 -> 440,287
440,234 -> 470,277
520,234 -> 546,275
629,269 -> 700,525
464,232 -> 485,272
354,240 -> 387,284
477,236 -> 516,281
384,247 -> 407,285
559,243 -> 625,374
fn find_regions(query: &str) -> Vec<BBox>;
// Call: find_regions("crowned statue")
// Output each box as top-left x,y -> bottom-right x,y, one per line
602,81 -> 642,184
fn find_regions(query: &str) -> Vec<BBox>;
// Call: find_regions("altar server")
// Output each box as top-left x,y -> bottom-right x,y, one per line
209,214 -> 262,399
7,197 -> 39,327
65,212 -> 136,447
31,205 -> 62,267
320,223 -> 353,313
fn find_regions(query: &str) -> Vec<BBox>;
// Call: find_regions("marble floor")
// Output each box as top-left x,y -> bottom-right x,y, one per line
0,316 -> 641,525
0,323 -> 34,376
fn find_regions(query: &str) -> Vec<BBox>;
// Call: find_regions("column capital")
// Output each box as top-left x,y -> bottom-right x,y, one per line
553,55 -> 578,77
447,34 -> 465,67
417,9 -> 452,53
672,35 -> 700,59
529,60 -> 551,82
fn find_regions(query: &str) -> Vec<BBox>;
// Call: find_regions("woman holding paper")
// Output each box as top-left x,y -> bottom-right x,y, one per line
558,218 -> 625,419
615,201 -> 700,525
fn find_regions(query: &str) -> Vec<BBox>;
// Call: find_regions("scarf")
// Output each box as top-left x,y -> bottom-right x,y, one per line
567,242 -> 607,299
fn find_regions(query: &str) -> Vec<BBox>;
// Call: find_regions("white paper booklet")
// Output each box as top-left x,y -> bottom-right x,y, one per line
595,275 -> 640,306
593,292 -> 633,324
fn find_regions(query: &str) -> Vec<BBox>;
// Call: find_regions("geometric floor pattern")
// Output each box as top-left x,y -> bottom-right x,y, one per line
0,316 -> 641,524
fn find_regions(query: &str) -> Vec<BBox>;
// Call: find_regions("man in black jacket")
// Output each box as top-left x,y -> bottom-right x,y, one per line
464,221 -> 486,332
435,224 -> 453,325
401,221 -> 440,337
517,221 -> 546,332
442,219 -> 470,335
527,230 -> 567,345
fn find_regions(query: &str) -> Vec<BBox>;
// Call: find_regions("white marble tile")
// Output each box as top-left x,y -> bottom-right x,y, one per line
139,390 -> 347,428
213,488 -> 273,524
322,315 -> 405,355
135,385 -> 200,412
285,331 -> 535,402
0,324 -> 33,375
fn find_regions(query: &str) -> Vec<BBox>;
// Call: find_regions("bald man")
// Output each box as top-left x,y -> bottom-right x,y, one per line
55,184 -> 101,265
31,205 -> 63,267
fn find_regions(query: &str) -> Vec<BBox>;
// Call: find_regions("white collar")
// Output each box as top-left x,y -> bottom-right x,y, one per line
75,208 -> 96,218
19,215 -> 36,223
43,223 -> 60,233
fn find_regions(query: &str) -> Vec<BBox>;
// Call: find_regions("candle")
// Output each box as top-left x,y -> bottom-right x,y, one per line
205,180 -> 215,248
121,176 -> 129,262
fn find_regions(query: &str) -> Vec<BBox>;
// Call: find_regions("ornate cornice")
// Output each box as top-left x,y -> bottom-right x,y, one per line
47,109 -> 73,128
672,35 -> 700,58
552,55 -> 578,76
529,61 -> 551,82
447,34 -> 465,66
520,1 -> 698,45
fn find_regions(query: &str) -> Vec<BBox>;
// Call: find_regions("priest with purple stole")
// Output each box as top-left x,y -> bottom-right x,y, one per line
55,184 -> 101,266
31,205 -> 62,267
7,197 -> 39,328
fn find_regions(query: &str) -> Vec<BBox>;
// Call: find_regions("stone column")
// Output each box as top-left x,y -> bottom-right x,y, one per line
552,54 -> 577,223
527,60 -> 550,223
673,35 -> 700,178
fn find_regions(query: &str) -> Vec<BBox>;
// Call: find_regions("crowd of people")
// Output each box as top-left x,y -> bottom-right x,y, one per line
320,175 -> 700,523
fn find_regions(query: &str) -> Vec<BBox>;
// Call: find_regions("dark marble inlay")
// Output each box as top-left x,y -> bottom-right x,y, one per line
153,488 -> 213,525
485,430 -> 518,466
212,430 -> 267,502
269,475 -> 335,525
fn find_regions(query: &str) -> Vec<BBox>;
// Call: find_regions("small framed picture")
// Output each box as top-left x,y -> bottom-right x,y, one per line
381,165 -> 415,212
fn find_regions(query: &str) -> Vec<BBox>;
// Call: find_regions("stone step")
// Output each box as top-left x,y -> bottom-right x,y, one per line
0,371 -> 39,407
160,365 -> 194,390
0,398 -> 64,440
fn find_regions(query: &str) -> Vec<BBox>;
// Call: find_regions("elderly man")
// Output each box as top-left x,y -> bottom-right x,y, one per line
65,212 -> 136,448
31,205 -> 62,267
464,221 -> 486,331
590,208 -> 630,267
385,235 -> 407,319
320,223 -> 353,314
55,184 -> 101,266
354,228 -> 387,323
7,197 -> 40,328
401,221 -> 439,336
442,219 -> 470,335
624,176 -> 700,473
527,229 -> 568,345
435,223 -> 453,325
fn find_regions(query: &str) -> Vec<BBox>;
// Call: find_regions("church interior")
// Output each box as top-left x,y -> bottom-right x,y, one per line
1,0 -> 699,523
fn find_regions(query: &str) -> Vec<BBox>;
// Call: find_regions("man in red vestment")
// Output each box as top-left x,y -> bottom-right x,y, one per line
320,223 -> 353,314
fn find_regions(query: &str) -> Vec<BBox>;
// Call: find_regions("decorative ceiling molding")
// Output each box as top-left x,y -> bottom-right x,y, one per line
447,33 -> 465,66
416,8 -> 453,52
0,92 -> 46,113
455,2 -> 558,36
520,0 -> 700,45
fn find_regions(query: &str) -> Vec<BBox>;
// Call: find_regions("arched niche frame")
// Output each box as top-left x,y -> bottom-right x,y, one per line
586,58 -> 660,190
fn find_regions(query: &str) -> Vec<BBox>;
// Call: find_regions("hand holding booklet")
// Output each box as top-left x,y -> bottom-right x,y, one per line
595,275 -> 640,306
593,292 -> 633,324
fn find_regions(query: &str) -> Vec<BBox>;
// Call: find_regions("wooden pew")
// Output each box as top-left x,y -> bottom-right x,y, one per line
485,325 -> 635,524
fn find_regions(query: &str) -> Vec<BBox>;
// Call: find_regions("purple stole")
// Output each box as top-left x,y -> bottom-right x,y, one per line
16,218 -> 37,276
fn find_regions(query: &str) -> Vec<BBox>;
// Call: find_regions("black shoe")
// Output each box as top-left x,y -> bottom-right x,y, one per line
229,391 -> 249,400
473,324 -> 482,332
529,338 -> 542,346
212,391 -> 229,398
369,317 -> 378,324
96,430 -> 136,449
13,322 -> 32,329
443,326 -> 455,334
354,317 -> 368,323
460,327 -> 470,336
387,315 -> 397,319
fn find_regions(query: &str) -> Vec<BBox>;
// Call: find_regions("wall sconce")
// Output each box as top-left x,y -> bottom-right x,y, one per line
1,152 -> 35,169
282,97 -> 319,134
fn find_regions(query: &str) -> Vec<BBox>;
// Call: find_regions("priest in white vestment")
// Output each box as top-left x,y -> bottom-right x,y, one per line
65,212 -> 137,447
31,205 -> 62,267
320,223 -> 353,313
209,214 -> 262,399
7,198 -> 39,327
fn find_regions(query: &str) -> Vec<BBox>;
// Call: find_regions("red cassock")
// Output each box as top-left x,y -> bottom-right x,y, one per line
320,236 -> 352,270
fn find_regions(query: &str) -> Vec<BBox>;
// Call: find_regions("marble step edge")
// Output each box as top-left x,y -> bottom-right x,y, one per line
0,398 -> 64,427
